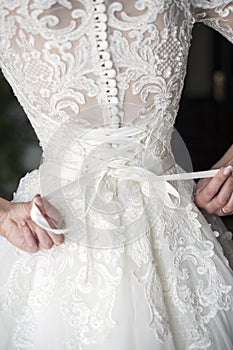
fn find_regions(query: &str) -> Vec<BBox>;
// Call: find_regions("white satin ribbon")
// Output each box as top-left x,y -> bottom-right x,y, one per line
30,163 -> 220,235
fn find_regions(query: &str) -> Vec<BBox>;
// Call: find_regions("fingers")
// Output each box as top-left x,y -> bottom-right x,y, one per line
39,214 -> 65,246
196,167 -> 232,203
26,219 -> 54,250
217,192 -> 233,216
31,195 -> 65,246
34,195 -> 63,227
195,177 -> 211,192
20,220 -> 39,253
4,217 -> 39,253
1,196 -> 64,253
194,166 -> 233,215
208,175 -> 233,214
47,230 -> 65,246
19,216 -> 63,252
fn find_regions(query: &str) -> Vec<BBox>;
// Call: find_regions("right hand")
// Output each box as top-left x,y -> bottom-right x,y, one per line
0,194 -> 64,253
194,166 -> 233,216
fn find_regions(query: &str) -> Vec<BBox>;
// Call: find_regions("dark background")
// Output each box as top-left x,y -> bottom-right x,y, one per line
175,23 -> 233,230
0,23 -> 233,227
175,23 -> 233,172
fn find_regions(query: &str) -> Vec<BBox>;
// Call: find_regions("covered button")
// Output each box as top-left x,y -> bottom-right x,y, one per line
97,40 -> 108,50
102,69 -> 116,78
94,13 -> 107,22
94,4 -> 106,13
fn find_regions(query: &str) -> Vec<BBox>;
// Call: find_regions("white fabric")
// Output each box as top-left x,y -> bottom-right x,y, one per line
30,160 -> 220,236
0,1 -> 233,349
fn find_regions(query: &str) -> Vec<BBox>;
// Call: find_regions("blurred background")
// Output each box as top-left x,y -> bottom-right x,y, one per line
0,23 -> 233,229
175,23 -> 233,230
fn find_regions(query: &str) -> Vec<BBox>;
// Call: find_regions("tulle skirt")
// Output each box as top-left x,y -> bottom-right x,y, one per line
0,164 -> 232,350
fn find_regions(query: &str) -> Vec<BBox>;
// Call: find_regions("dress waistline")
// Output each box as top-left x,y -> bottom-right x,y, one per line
31,125 -> 220,237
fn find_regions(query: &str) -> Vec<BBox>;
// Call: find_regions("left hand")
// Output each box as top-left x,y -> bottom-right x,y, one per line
0,194 -> 64,253
194,166 -> 233,216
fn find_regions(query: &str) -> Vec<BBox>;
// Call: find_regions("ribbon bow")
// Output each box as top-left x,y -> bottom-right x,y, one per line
30,160 -> 220,235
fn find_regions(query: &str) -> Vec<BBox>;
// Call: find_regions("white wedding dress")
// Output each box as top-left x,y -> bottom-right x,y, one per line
0,1 -> 233,349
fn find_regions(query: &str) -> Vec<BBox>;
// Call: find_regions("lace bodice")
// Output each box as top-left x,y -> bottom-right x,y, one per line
1,3 -> 233,350
0,1 -> 233,152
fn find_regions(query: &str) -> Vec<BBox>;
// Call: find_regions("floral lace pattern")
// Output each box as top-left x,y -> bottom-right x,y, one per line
0,1 -> 233,349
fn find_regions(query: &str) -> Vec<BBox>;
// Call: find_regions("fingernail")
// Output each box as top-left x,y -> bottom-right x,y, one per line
34,196 -> 42,206
223,166 -> 232,176
56,236 -> 65,244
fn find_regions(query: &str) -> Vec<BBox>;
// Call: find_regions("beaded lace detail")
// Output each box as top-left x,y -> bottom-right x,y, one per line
0,1 -> 233,349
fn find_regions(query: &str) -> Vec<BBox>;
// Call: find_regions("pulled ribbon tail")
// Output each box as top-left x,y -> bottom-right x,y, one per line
30,202 -> 71,234
30,167 -> 221,235
162,168 -> 220,181
163,181 -> 181,208
30,169 -> 99,235
156,168 -> 221,209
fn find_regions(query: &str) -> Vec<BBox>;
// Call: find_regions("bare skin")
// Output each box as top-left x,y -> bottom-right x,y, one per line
0,145 -> 232,253
0,194 -> 64,253
194,144 -> 233,216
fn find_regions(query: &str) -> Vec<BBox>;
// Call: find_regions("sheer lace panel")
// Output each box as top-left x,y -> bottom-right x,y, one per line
191,1 -> 233,43
0,3 -> 233,349
0,1 -> 195,149
0,1 -> 233,149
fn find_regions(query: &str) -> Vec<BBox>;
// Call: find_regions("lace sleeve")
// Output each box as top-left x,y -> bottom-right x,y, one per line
192,1 -> 233,43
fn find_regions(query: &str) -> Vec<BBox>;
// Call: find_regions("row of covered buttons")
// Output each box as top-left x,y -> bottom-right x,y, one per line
93,0 -> 121,125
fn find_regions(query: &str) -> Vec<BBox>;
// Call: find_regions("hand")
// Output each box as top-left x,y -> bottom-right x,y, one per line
194,166 -> 233,216
0,194 -> 65,253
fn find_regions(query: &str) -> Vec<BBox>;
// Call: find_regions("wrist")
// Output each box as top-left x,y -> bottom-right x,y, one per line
211,145 -> 233,169
211,160 -> 233,170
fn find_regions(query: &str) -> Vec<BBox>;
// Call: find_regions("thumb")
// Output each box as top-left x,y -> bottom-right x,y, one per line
31,194 -> 47,215
31,195 -> 62,226
30,195 -> 63,231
